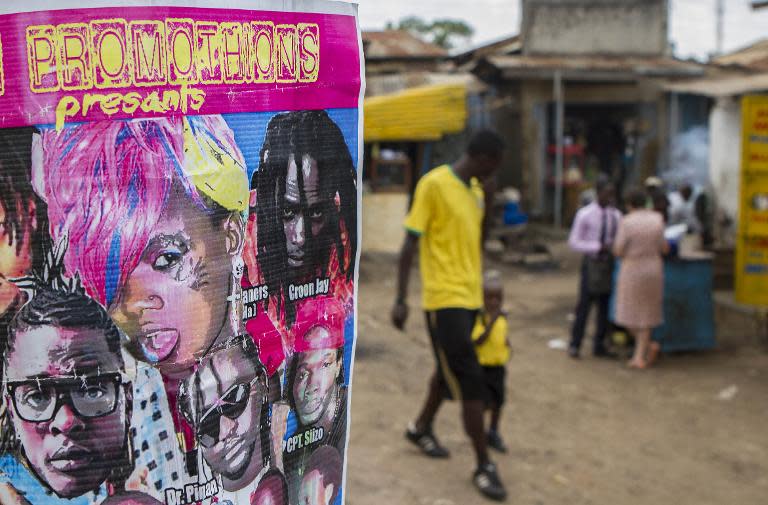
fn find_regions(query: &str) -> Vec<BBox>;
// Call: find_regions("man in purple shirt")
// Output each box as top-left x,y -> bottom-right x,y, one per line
568,178 -> 622,358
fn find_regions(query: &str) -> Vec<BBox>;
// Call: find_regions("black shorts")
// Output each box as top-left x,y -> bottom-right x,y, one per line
482,366 -> 506,407
425,308 -> 486,402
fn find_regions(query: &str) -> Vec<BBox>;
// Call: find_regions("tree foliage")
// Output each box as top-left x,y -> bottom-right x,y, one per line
385,16 -> 474,50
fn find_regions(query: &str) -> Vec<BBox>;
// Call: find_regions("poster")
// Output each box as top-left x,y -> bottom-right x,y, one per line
0,2 -> 363,505
737,95 -> 768,304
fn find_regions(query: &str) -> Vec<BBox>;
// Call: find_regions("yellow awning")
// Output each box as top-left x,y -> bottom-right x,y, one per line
364,83 -> 467,142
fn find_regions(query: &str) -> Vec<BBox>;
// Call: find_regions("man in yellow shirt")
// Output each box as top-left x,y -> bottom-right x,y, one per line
391,130 -> 507,502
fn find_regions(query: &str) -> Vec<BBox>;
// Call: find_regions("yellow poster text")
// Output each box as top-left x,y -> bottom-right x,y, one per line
55,85 -> 206,130
27,18 -> 320,94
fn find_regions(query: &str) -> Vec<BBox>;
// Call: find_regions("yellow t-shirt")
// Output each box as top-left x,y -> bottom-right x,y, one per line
471,313 -> 510,366
404,165 -> 484,311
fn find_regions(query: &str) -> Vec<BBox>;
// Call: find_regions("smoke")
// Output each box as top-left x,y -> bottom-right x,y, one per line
662,126 -> 710,189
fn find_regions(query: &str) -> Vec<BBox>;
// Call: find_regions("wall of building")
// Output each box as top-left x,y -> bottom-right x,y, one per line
709,96 -> 741,246
519,82 -> 551,216
424,90 -> 523,193
521,0 -> 668,56
487,84 -> 524,192
430,131 -> 471,170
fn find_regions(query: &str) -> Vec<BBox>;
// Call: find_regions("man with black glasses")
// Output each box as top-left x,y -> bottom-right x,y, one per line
1,275 -> 140,502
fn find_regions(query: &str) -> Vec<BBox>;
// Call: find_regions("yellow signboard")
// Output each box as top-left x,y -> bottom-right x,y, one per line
739,173 -> 768,236
736,235 -> 768,305
742,96 -> 768,173
737,95 -> 768,304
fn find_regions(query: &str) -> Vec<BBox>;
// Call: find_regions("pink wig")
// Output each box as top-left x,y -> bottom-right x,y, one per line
40,115 -> 244,307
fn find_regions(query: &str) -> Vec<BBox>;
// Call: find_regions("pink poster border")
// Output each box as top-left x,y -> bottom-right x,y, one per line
0,4 -> 361,128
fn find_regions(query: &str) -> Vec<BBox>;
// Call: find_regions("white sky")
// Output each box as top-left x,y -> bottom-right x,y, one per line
350,0 -> 768,60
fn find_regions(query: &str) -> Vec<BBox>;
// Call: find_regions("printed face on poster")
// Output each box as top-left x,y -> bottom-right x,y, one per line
0,2 -> 362,505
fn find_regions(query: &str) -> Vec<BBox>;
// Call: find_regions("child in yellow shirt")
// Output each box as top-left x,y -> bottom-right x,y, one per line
471,271 -> 511,453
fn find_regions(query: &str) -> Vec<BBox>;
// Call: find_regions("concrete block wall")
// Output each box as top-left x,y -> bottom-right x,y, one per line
521,0 -> 669,56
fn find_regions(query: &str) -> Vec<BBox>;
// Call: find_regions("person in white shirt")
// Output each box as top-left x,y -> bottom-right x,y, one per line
667,184 -> 701,234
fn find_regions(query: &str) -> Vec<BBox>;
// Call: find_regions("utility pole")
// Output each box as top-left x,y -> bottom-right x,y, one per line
553,71 -> 564,229
715,0 -> 724,56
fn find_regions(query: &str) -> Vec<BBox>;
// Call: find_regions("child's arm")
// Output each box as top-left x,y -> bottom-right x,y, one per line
474,313 -> 500,346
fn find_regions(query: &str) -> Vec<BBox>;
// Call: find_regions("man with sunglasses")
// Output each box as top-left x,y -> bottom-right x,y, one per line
1,283 -> 137,502
184,336 -> 270,495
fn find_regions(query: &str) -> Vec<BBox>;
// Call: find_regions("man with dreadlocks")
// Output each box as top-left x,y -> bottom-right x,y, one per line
242,110 -> 357,374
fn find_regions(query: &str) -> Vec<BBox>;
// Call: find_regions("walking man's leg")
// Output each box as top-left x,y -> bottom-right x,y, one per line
415,372 -> 443,432
406,372 -> 449,458
462,399 -> 489,466
412,309 -> 507,500
449,312 -> 507,502
406,313 -> 451,458
468,394 -> 507,501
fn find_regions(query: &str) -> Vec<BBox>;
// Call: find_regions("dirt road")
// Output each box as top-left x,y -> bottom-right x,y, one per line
345,245 -> 768,505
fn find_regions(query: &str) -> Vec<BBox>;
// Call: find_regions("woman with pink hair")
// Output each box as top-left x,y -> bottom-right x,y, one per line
35,115 -> 252,477
37,115 -> 249,380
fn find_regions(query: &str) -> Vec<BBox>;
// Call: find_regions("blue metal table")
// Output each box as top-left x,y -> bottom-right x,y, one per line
610,258 -> 716,351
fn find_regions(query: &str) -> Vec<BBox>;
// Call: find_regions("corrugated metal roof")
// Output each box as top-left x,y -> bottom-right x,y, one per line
483,55 -> 707,79
366,72 -> 486,97
714,38 -> 768,70
364,83 -> 467,142
453,35 -> 521,65
362,31 -> 448,59
665,72 -> 768,97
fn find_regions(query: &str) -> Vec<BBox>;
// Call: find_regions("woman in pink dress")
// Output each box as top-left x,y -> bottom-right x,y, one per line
613,188 -> 669,369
